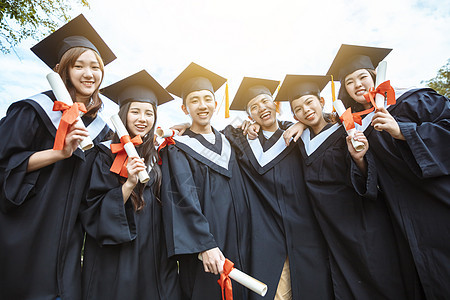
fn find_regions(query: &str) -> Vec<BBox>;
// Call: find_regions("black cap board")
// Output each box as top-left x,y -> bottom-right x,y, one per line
229,77 -> 280,111
274,75 -> 329,102
326,44 -> 392,81
31,14 -> 116,68
165,62 -> 226,100
101,70 -> 173,107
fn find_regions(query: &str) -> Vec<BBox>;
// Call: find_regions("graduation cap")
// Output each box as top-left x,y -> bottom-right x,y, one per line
166,62 -> 227,100
274,75 -> 329,102
326,44 -> 392,81
31,14 -> 116,68
229,77 -> 280,111
101,70 -> 173,107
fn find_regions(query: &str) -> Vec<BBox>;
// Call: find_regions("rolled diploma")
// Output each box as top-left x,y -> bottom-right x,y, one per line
46,72 -> 93,150
374,61 -> 387,109
110,114 -> 150,183
198,254 -> 268,296
156,127 -> 179,138
228,267 -> 268,297
333,100 -> 365,152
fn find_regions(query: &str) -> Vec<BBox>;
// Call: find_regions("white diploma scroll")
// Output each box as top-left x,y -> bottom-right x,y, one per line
333,100 -> 365,152
46,72 -> 93,150
198,254 -> 268,297
156,127 -> 179,138
375,61 -> 387,109
110,114 -> 150,184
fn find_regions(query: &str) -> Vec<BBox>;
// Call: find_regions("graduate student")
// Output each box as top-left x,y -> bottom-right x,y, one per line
222,77 -> 333,300
277,74 -> 414,299
0,15 -> 115,299
159,62 -> 250,300
80,70 -> 181,300
327,44 -> 450,299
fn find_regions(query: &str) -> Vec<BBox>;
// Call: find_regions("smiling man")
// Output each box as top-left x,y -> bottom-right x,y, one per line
159,63 -> 250,300
223,77 -> 333,300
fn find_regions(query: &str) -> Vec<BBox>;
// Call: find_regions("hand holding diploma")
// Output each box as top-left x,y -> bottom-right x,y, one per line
110,114 -> 150,183
371,107 -> 405,140
201,247 -> 225,275
125,156 -> 147,186
346,131 -> 370,174
47,71 -> 93,151
333,100 -> 365,152
198,252 -> 268,298
62,120 -> 90,158
362,61 -> 396,131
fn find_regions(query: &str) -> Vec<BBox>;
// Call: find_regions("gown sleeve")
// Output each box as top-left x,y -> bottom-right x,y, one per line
80,148 -> 137,246
349,150 -> 378,200
278,120 -> 295,130
394,89 -> 450,178
160,145 -> 217,258
0,104 -> 43,212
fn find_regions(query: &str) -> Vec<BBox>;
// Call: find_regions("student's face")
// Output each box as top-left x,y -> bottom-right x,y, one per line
182,90 -> 216,127
291,95 -> 326,129
69,50 -> 103,102
247,94 -> 277,130
126,101 -> 155,138
344,69 -> 375,106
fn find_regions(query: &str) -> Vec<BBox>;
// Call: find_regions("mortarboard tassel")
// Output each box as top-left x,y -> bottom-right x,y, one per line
225,81 -> 230,118
274,83 -> 281,113
330,75 -> 337,113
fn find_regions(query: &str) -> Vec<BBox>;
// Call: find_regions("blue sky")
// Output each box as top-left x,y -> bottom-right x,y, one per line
1,0 -> 449,129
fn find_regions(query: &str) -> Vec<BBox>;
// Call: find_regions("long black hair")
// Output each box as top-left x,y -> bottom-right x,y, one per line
338,68 -> 377,112
112,101 -> 162,212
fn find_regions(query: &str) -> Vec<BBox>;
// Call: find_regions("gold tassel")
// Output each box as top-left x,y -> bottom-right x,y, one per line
331,75 -> 336,112
225,81 -> 230,118
275,101 -> 281,113
274,83 -> 281,113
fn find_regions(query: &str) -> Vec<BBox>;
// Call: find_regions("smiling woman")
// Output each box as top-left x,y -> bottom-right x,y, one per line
80,69 -> 182,300
126,101 -> 155,137
66,49 -> 103,104
0,14 -> 115,299
328,44 -> 450,299
342,69 -> 376,110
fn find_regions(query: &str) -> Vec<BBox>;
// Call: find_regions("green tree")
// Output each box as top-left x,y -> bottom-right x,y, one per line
424,59 -> 450,98
0,0 -> 89,54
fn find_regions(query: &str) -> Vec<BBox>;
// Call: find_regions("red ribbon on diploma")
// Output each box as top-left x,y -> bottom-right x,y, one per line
157,137 -> 175,165
157,127 -> 176,165
52,101 -> 87,150
340,107 -> 363,131
110,135 -> 143,177
363,80 -> 396,109
218,258 -> 234,300
352,106 -> 375,121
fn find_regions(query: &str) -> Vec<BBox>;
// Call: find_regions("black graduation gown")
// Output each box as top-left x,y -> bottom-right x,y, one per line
80,143 -> 181,300
360,88 -> 450,299
160,128 -> 250,300
223,125 -> 333,300
298,123 -> 413,300
0,91 -> 110,300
